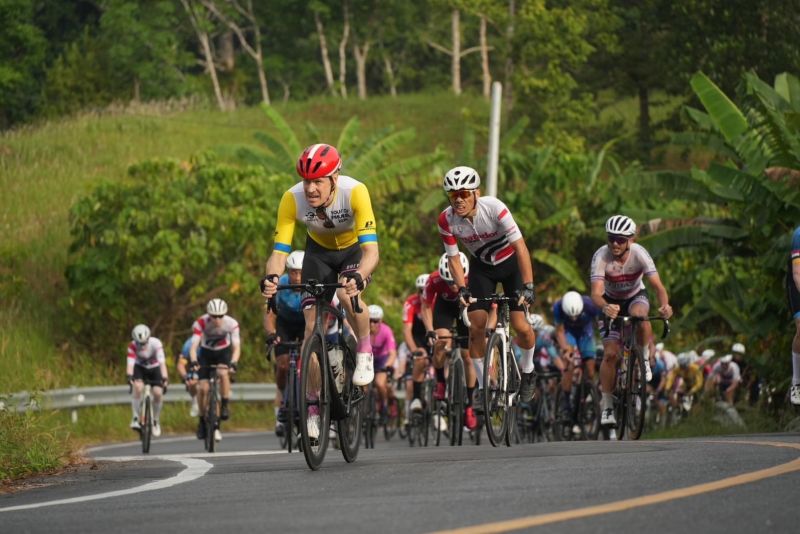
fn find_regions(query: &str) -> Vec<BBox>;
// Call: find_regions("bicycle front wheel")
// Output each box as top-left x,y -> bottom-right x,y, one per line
141,396 -> 152,454
338,345 -> 363,463
285,368 -> 295,453
299,334 -> 330,470
449,357 -> 465,446
483,333 -> 509,447
626,348 -> 647,440
205,382 -> 217,453
578,379 -> 601,440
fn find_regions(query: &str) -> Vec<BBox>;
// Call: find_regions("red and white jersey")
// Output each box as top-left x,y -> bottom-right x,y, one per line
402,293 -> 423,324
590,243 -> 657,300
438,196 -> 523,266
191,314 -> 241,350
422,270 -> 464,306
127,338 -> 166,369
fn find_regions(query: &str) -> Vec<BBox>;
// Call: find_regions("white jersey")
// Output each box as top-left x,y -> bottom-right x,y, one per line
590,243 -> 657,300
659,349 -> 678,372
438,196 -> 523,265
710,361 -> 741,383
127,338 -> 166,370
191,314 -> 241,350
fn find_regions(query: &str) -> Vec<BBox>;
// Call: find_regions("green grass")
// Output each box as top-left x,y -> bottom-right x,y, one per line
0,409 -> 69,482
644,401 -> 784,440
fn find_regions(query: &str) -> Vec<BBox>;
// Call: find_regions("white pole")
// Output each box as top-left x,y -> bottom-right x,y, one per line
486,81 -> 502,198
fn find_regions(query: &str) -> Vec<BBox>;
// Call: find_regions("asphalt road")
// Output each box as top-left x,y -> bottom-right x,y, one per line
2,426 -> 799,534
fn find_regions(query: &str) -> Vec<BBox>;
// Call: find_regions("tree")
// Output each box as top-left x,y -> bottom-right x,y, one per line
180,0 -> 227,110
426,6 -> 483,95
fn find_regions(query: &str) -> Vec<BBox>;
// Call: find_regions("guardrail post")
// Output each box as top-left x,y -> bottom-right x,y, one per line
71,385 -> 81,424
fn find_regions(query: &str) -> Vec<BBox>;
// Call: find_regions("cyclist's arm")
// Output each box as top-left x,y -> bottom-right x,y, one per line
352,183 -> 379,279
590,279 -> 609,311
665,370 -> 676,391
177,357 -> 188,380
231,327 -> 241,365
555,324 -> 569,353
793,258 -> 800,292
189,335 -> 201,363
264,306 -> 277,335
509,238 -> 534,285
448,255 -> 467,290
265,190 -> 296,275
646,271 -> 670,311
421,298 -> 434,332
689,366 -> 704,395
402,322 -> 419,353
126,345 -> 135,376
157,344 -> 168,383
386,348 -> 398,370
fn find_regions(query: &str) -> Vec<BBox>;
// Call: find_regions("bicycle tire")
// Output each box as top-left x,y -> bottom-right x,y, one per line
363,386 -> 376,449
421,380 -> 433,447
483,333 -> 509,447
626,347 -> 647,440
286,366 -> 295,453
579,379 -> 601,440
614,354 -> 628,440
449,356 -> 465,446
299,333 -> 330,470
338,344 -> 363,463
205,380 -> 217,453
552,388 -> 572,442
141,395 -> 152,454
383,397 -> 399,441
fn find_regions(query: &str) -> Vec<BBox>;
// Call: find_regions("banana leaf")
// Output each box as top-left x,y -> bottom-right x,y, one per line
532,250 -> 586,291
690,72 -> 748,144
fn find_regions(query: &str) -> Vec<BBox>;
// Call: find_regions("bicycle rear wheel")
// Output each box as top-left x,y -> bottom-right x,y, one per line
383,397 -> 400,441
205,382 -> 217,453
483,333 -> 509,447
299,334 -> 330,470
449,357 -> 465,446
421,380 -> 433,447
578,379 -> 601,440
338,345 -> 363,463
553,388 -> 573,442
141,396 -> 152,454
363,385 -> 376,449
286,368 -> 295,453
626,348 -> 647,440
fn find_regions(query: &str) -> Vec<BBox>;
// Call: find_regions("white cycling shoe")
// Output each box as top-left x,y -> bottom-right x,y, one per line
307,414 -> 321,440
152,421 -> 161,437
353,352 -> 374,386
409,398 -> 423,412
214,429 -> 222,442
791,384 -> 800,406
601,408 -> 617,426
130,417 -> 141,430
644,359 -> 653,382
189,397 -> 199,417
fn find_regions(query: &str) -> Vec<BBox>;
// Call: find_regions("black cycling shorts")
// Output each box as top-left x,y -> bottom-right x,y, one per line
433,297 -> 469,349
198,346 -> 232,379
411,317 -> 427,349
133,365 -> 163,386
467,254 -> 525,313
275,317 -> 305,357
301,238 -> 370,306
600,289 -> 650,341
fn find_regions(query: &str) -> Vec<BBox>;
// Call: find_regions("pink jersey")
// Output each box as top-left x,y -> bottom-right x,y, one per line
127,338 -> 165,369
371,322 -> 396,358
590,243 -> 657,300
438,196 -> 523,266
191,314 -> 241,350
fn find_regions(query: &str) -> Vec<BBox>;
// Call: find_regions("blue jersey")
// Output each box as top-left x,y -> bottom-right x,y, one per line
553,295 -> 599,338
181,337 -> 193,358
274,274 -> 304,323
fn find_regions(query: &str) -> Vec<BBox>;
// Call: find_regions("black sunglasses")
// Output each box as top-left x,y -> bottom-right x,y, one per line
369,319 -> 380,323
211,314 -> 225,319
607,234 -> 629,245
315,207 -> 335,229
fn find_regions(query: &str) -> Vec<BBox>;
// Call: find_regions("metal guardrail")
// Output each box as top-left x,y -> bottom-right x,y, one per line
1,383 -> 277,416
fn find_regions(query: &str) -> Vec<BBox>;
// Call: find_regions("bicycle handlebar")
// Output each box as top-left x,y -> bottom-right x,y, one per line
265,280 -> 362,315
602,315 -> 671,340
459,294 -> 534,329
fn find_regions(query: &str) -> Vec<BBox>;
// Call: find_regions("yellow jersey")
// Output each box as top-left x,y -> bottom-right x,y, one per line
665,363 -> 704,394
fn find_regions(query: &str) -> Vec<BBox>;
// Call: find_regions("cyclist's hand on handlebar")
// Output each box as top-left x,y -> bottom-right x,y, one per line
659,304 -> 673,319
260,274 -> 279,299
602,303 -> 620,320
518,283 -> 536,306
189,360 -> 200,372
343,272 -> 365,296
385,365 -> 394,377
229,361 -> 238,375
161,378 -> 168,394
126,374 -> 133,385
425,330 -> 438,346
457,286 -> 471,307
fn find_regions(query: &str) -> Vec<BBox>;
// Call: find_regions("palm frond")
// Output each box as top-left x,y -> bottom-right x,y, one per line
774,73 -> 800,110
347,128 -> 416,178
259,103 -> 301,156
500,117 -> 530,150
532,250 -> 586,292
253,132 -> 294,169
336,116 -> 361,156
690,72 -> 748,144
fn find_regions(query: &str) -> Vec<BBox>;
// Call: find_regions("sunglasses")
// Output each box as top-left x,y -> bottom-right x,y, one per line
211,314 -> 225,319
447,190 -> 473,200
315,207 -> 335,229
607,234 -> 629,245
369,319 -> 380,324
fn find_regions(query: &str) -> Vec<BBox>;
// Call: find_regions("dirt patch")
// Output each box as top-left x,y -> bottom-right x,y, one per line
0,456 -> 97,495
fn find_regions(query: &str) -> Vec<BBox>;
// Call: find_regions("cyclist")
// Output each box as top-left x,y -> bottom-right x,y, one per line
126,324 -> 168,437
176,336 -> 199,417
402,273 -> 430,423
655,342 -> 677,372
420,252 -> 479,430
367,305 -> 398,422
264,249 -> 306,437
437,166 -> 538,404
706,354 -> 741,404
665,353 -> 703,411
189,298 -> 241,441
591,215 -> 673,427
261,143 -> 379,438
553,291 -> 600,418
788,224 -> 800,405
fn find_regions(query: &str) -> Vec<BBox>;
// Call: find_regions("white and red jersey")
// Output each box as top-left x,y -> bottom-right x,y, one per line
191,314 -> 241,350
590,243 -> 657,300
127,338 -> 166,369
438,196 -> 523,266
422,270 -> 464,306
402,293 -> 423,325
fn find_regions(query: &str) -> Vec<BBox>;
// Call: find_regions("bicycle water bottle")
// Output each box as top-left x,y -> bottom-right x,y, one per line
329,346 -> 345,393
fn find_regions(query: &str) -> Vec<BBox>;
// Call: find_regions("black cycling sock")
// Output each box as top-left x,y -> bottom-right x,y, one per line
221,398 -> 229,406
466,386 -> 475,407
435,367 -> 446,383
413,381 -> 422,400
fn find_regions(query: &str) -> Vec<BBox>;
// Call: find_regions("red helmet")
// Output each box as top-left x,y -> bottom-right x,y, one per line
296,143 -> 341,180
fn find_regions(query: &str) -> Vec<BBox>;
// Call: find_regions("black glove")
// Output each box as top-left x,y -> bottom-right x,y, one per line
229,361 -> 238,374
126,374 -> 133,385
344,271 -> 365,291
189,360 -> 200,372
161,379 -> 168,394
385,365 -> 394,377
518,283 -> 536,306
265,332 -> 277,346
260,274 -> 279,293
457,286 -> 471,305
425,330 -> 438,345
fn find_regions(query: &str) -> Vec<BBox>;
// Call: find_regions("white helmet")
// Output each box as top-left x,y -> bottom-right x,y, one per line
528,313 -> 545,330
207,298 -> 228,316
286,250 -> 305,270
677,353 -> 691,368
655,342 -> 665,352
561,291 -> 584,318
438,252 -> 469,283
415,273 -> 430,290
731,342 -> 745,355
701,349 -> 715,360
368,304 -> 384,321
443,166 -> 480,192
720,354 -> 733,364
131,324 -> 150,344
605,215 -> 636,237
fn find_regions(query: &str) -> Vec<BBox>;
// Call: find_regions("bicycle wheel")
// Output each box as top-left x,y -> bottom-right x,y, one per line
626,348 -> 647,440
205,381 -> 217,453
483,333 -> 509,447
449,357 -> 465,446
552,388 -> 572,442
299,333 -> 330,470
363,386 -> 376,449
286,369 -> 295,453
578,379 -> 601,440
383,397 -> 400,441
421,380 -> 433,447
338,344 -> 363,463
141,395 -> 152,454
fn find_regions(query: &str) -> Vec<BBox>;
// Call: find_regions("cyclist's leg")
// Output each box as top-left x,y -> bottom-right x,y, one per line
215,347 -> 233,420
131,366 -> 144,425
629,294 -> 653,363
149,368 -> 164,421
432,298 -> 455,398
577,334 -> 598,380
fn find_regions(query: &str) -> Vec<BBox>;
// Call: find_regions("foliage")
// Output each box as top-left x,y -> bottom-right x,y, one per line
0,407 -> 67,482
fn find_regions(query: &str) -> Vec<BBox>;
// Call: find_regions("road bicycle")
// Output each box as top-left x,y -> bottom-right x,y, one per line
382,373 -> 402,441
362,380 -> 378,449
463,294 -> 533,447
601,315 -> 670,440
515,368 -> 559,443
553,350 -> 600,441
269,281 -> 364,470
129,380 -> 157,454
431,329 -> 470,446
204,363 -> 225,453
269,340 -> 303,452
